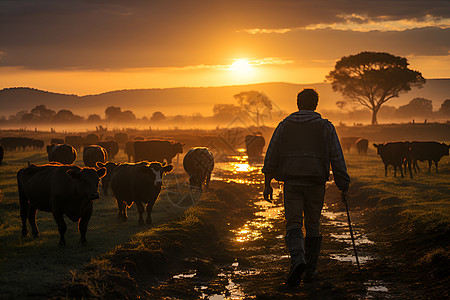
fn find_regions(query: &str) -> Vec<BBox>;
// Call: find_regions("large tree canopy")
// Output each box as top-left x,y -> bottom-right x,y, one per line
326,51 -> 426,124
234,91 -> 272,126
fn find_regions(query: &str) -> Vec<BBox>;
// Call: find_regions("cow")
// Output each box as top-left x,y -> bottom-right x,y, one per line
134,140 -> 184,164
1,137 -> 33,151
85,133 -> 100,145
96,162 -> 120,196
183,147 -> 214,191
114,132 -> 128,144
31,139 -> 44,150
341,137 -> 360,153
47,144 -> 77,164
110,161 -> 173,225
355,138 -> 369,156
17,163 -> 106,246
96,141 -> 119,160
245,135 -> 265,160
125,141 -> 135,162
65,135 -> 84,151
83,145 -> 107,168
409,141 -> 450,173
373,142 -> 412,178
51,138 -> 64,145
0,145 -> 3,165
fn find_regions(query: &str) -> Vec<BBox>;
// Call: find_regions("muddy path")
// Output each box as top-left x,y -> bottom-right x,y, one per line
139,155 -> 426,299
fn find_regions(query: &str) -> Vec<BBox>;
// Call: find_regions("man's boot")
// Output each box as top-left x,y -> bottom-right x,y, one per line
304,236 -> 322,283
285,228 -> 306,287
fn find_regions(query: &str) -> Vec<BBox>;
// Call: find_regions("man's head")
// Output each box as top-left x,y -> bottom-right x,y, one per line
297,88 -> 319,111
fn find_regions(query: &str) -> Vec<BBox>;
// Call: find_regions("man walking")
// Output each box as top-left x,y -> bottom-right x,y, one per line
262,88 -> 350,287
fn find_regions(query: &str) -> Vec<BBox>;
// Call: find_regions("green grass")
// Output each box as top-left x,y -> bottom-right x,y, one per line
345,145 -> 450,235
0,149 -> 189,298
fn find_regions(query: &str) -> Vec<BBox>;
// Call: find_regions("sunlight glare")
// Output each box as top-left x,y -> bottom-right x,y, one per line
228,59 -> 253,76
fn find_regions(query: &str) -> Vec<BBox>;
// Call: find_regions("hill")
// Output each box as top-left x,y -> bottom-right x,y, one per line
0,79 -> 449,118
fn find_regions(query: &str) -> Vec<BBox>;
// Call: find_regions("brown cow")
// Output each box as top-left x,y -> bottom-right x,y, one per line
111,161 -> 173,225
409,141 -> 450,173
341,137 -> 360,153
65,135 -> 84,151
17,163 -> 106,246
85,133 -> 100,145
134,140 -> 184,164
373,142 -> 412,178
245,135 -> 265,160
355,138 -> 369,156
125,141 -> 135,162
96,161 -> 120,196
47,144 -> 77,164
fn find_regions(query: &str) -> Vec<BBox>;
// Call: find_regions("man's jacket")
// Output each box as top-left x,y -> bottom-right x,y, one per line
262,110 -> 350,191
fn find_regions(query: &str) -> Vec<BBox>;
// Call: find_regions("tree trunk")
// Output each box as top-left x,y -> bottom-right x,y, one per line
371,108 -> 378,125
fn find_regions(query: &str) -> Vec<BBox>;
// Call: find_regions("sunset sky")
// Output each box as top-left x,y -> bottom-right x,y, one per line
1,0 -> 449,95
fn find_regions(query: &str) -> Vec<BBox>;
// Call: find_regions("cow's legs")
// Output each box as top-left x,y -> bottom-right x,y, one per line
136,202 -> 145,226
145,202 -> 155,226
406,160 -> 412,179
434,161 -> 439,173
393,165 -> 397,177
18,179 -> 29,237
27,204 -> 39,237
399,164 -> 404,178
78,204 -> 93,246
427,160 -> 432,173
413,160 -> 420,173
53,211 -> 67,246
384,164 -> 388,177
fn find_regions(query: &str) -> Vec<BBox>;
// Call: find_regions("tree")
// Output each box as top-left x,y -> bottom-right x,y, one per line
121,110 -> 136,122
30,105 -> 56,121
212,104 -> 242,121
87,114 -> 101,122
150,111 -> 166,122
54,109 -> 74,122
326,51 -> 426,124
439,99 -> 450,116
105,106 -> 122,121
234,91 -> 272,126
396,97 -> 433,118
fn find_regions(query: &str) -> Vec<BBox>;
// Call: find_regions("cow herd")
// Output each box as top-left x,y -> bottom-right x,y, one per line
1,133 -> 220,247
373,141 -> 449,178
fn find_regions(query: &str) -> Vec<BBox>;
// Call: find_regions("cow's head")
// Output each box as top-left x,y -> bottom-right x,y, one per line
373,143 -> 382,155
96,161 -> 120,175
442,143 -> 450,156
139,162 -> 173,186
67,167 -> 106,200
173,142 -> 184,154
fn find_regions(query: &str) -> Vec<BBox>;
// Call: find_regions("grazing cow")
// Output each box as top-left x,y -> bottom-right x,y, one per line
409,141 -> 450,173
373,142 -> 412,178
341,137 -> 360,153
134,140 -> 184,164
85,133 -> 100,145
51,138 -> 64,145
355,138 -> 369,156
31,139 -> 44,150
111,161 -> 173,225
47,144 -> 77,164
83,145 -> 107,168
96,141 -> 119,160
0,145 -> 3,165
245,135 -> 265,160
65,135 -> 84,151
1,137 -> 33,151
17,163 -> 106,246
183,147 -> 214,191
96,162 -> 120,196
125,141 -> 135,162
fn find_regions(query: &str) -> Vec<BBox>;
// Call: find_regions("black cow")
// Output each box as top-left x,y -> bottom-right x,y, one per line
83,145 -> 107,168
1,137 -> 33,151
96,161 -> 120,196
111,161 -> 173,225
17,163 -> 106,246
125,141 -> 135,162
31,139 -> 44,150
356,138 -> 369,156
96,141 -> 119,160
134,140 -> 184,164
47,144 -> 77,164
245,135 -> 265,160
51,138 -> 64,145
0,145 -> 3,165
409,141 -> 449,173
65,135 -> 84,151
183,147 -> 214,191
85,133 -> 100,145
373,142 -> 412,178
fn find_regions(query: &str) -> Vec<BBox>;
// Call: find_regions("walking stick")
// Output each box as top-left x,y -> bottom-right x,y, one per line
342,193 -> 362,275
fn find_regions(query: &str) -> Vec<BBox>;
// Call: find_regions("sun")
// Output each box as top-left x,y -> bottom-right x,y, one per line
228,59 -> 253,75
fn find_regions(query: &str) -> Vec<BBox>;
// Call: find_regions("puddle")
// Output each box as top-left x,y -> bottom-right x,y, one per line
329,253 -> 374,264
172,271 -> 197,279
364,280 -> 389,298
